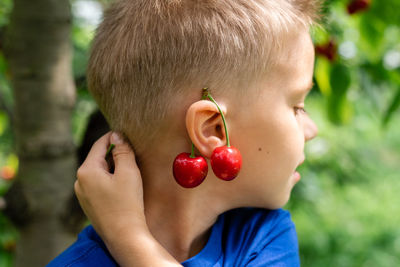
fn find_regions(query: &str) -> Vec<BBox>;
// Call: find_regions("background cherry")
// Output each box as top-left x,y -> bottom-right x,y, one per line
347,0 -> 371,15
315,39 -> 337,62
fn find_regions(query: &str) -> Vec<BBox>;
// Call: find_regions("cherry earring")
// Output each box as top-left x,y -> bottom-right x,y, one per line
172,87 -> 242,188
202,87 -> 242,181
173,143 -> 208,188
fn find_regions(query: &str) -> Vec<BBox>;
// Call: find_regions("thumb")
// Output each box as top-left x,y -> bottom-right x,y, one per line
110,132 -> 137,175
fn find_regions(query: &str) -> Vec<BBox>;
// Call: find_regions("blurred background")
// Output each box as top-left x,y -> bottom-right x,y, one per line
0,0 -> 399,266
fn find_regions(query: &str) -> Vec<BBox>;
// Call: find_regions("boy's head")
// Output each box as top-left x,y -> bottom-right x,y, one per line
87,0 -> 320,208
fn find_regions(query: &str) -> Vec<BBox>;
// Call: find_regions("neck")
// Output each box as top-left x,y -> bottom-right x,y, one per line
143,191 -> 220,262
140,155 -> 231,262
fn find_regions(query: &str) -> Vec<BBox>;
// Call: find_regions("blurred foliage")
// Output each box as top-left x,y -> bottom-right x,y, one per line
287,95 -> 400,266
0,0 -> 399,266
288,0 -> 400,266
312,0 -> 400,127
0,0 -> 16,265
0,0 -> 12,27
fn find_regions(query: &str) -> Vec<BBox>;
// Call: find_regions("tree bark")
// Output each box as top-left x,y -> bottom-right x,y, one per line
3,0 -> 78,266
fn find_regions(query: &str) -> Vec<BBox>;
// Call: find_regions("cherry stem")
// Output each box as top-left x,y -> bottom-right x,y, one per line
105,144 -> 115,158
202,87 -> 230,147
190,143 -> 196,158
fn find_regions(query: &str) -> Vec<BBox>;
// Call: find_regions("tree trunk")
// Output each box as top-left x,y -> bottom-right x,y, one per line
3,0 -> 78,266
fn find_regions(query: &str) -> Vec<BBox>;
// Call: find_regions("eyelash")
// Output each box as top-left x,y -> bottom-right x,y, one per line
294,107 -> 307,115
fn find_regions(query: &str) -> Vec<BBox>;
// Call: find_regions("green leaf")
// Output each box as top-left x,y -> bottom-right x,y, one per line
330,63 -> 351,94
315,58 -> 332,96
0,111 -> 7,135
327,63 -> 352,124
382,72 -> 400,127
358,15 -> 385,63
6,153 -> 18,170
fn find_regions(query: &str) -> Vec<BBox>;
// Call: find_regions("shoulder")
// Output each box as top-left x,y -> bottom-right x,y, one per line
221,208 -> 299,267
223,207 -> 296,244
224,207 -> 294,229
46,225 -> 118,267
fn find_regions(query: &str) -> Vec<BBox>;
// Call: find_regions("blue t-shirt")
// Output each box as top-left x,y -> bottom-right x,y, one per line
47,208 -> 299,266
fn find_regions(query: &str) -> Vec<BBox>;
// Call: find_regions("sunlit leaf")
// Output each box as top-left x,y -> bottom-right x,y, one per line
6,153 -> 18,171
315,57 -> 332,96
0,111 -> 6,135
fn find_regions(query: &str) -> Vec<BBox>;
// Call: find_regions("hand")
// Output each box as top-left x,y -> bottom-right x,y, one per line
74,131 -> 147,243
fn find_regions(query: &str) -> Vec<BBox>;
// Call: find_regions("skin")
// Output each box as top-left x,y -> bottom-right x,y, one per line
74,28 -> 318,266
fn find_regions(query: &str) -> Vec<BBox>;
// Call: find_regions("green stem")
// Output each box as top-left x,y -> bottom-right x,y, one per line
105,144 -> 115,158
202,87 -> 230,147
190,143 -> 196,158
201,88 -> 208,100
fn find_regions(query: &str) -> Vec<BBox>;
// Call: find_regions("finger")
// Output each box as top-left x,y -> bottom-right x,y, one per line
83,132 -> 112,170
110,132 -> 139,176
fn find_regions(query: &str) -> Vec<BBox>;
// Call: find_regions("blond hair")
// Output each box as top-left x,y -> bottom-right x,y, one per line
87,0 -> 321,155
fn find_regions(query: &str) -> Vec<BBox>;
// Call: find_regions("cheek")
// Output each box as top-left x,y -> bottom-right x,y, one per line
229,112 -> 303,206
257,114 -> 304,177
230,104 -> 303,172
232,119 -> 283,178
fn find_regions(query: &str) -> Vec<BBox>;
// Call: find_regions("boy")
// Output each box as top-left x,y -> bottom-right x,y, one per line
48,0 -> 320,266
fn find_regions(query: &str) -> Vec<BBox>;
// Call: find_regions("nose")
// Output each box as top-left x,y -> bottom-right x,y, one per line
304,115 -> 318,142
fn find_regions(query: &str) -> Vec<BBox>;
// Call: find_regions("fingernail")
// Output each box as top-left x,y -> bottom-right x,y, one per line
111,132 -> 123,144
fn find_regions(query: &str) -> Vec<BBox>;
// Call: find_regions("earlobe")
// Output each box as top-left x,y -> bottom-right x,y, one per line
186,100 -> 227,158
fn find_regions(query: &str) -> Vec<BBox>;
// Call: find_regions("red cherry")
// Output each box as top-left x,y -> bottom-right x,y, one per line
173,152 -> 208,188
211,146 -> 242,181
315,39 -> 337,62
347,0 -> 371,15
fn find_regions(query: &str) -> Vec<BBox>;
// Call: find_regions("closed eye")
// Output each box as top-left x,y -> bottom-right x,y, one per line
294,107 -> 307,115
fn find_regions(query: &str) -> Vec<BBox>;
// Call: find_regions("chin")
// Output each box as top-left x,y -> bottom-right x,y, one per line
269,192 -> 291,210
259,196 -> 289,210
253,185 -> 293,210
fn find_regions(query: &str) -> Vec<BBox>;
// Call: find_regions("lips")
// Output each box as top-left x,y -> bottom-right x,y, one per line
293,171 -> 301,182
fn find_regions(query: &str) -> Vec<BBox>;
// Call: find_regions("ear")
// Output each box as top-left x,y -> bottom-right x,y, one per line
186,100 -> 227,158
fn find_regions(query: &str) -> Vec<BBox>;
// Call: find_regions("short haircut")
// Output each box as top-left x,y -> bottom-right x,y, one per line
87,0 -> 321,155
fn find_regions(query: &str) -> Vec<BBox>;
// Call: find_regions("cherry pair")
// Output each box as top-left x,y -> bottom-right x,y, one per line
173,88 -> 242,188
